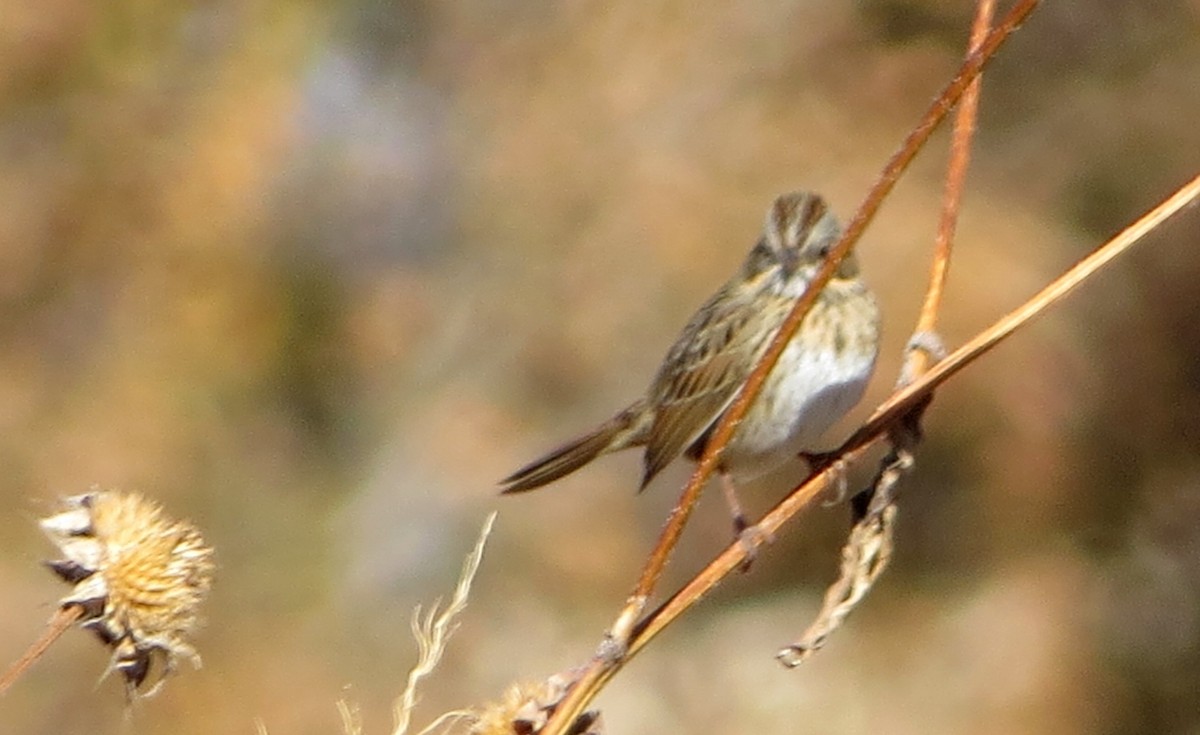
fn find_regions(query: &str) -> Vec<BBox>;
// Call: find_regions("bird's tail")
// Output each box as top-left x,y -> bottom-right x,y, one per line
499,400 -> 649,494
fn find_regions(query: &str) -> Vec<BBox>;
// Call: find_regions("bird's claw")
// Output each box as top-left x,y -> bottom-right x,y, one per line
734,521 -> 774,572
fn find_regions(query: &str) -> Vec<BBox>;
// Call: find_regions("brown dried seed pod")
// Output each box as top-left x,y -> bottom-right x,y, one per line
40,490 -> 215,697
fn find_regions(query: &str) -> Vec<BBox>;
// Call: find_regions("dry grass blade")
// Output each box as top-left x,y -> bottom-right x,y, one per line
390,512 -> 496,735
340,699 -> 364,735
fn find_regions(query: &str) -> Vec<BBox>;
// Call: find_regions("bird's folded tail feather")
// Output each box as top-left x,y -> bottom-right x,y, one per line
499,399 -> 649,493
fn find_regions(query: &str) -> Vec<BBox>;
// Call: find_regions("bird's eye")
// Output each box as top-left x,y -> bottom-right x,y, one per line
817,244 -> 831,258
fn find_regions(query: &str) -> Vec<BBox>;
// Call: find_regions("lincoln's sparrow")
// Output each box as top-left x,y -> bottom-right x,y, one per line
501,191 -> 881,533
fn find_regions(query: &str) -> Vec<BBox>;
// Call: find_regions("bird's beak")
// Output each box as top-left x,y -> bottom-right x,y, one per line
781,248 -> 800,277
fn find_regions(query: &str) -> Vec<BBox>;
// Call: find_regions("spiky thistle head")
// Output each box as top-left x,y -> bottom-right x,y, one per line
40,489 -> 215,697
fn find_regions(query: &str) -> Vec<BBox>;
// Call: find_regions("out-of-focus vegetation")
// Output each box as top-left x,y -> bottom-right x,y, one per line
1,2 -> 1198,733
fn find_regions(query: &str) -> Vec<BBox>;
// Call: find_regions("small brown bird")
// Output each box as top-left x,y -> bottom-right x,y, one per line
500,191 -> 881,533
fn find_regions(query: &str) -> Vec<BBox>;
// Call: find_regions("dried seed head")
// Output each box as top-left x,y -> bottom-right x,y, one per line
469,674 -> 602,735
40,490 -> 215,697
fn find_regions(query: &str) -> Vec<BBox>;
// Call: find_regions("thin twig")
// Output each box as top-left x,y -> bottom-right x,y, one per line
0,604 -> 84,697
902,0 -> 995,385
545,170 -> 1199,734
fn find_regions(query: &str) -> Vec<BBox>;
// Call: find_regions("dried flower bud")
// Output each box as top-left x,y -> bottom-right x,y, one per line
40,490 -> 215,697
470,673 -> 602,735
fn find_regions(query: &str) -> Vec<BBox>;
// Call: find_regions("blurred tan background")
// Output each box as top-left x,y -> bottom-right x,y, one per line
2,1 -> 1199,733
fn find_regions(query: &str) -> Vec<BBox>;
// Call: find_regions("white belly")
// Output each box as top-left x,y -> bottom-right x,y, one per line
723,304 -> 878,479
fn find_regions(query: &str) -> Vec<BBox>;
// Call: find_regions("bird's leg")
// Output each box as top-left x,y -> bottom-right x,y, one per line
720,469 -> 773,571
719,468 -> 749,536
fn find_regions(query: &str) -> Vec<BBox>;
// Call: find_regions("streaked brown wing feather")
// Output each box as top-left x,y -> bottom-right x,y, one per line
640,285 -> 779,487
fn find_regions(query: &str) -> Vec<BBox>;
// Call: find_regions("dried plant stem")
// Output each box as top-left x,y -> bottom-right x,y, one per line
784,0 -> 998,664
546,170 -> 1199,735
846,171 -> 1200,452
0,604 -> 84,697
777,449 -> 908,666
648,170 -> 1200,655
543,5 -> 1041,733
904,0 -> 995,383
604,0 -> 1041,651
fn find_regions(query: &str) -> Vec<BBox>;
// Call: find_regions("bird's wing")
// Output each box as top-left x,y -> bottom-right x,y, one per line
641,286 -> 778,487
